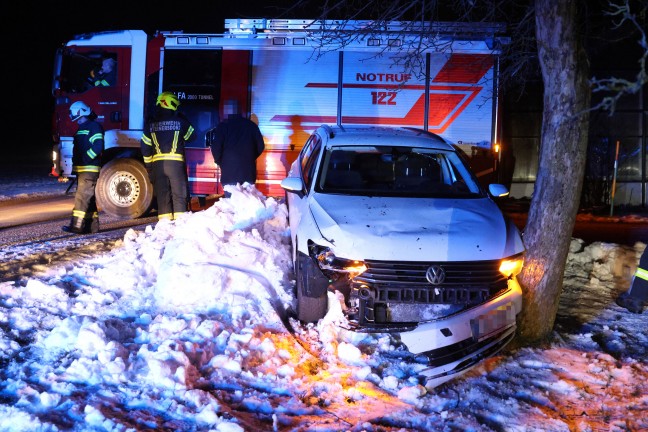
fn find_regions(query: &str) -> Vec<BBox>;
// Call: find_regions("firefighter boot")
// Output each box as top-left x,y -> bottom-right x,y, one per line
76,218 -> 98,234
62,216 -> 85,234
88,218 -> 100,234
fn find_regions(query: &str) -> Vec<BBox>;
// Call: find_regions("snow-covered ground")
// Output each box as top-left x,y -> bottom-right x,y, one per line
0,172 -> 647,431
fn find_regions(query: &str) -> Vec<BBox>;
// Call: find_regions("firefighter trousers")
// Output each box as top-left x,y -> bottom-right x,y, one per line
70,171 -> 100,233
152,160 -> 188,220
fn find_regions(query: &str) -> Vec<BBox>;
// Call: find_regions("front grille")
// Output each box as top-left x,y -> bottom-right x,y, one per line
344,259 -> 511,326
374,285 -> 491,303
354,259 -> 508,305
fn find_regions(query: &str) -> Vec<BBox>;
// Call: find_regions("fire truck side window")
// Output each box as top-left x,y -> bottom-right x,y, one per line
162,49 -> 222,148
87,56 -> 117,87
59,51 -> 117,93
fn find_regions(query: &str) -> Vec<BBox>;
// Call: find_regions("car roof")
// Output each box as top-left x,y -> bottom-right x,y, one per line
319,125 -> 454,151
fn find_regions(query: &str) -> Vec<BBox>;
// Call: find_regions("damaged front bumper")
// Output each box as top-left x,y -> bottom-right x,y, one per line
398,281 -> 521,389
335,275 -> 522,389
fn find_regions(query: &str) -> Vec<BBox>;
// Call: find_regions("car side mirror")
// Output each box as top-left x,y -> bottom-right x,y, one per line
281,177 -> 305,198
488,183 -> 510,198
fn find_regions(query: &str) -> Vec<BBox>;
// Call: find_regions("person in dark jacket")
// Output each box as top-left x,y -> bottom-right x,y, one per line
63,101 -> 104,234
210,99 -> 265,197
141,91 -> 195,220
616,246 -> 648,313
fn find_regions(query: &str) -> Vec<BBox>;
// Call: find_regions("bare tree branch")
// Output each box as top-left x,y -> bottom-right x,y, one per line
590,0 -> 648,114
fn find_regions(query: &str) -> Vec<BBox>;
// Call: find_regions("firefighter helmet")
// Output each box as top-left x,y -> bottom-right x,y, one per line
69,101 -> 92,121
156,92 -> 180,111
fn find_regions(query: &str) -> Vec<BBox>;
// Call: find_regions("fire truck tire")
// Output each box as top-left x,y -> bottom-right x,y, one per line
96,158 -> 154,219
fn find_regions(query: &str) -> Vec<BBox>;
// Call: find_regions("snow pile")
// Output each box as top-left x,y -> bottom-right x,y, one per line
0,183 -> 647,431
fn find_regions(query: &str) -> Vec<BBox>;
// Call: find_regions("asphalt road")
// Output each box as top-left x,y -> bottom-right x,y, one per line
0,194 -> 159,248
0,195 -> 74,229
0,192 -> 225,250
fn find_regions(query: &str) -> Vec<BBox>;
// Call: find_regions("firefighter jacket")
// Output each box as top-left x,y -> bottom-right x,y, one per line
141,110 -> 194,166
210,114 -> 265,185
72,119 -> 104,173
629,248 -> 648,301
89,69 -> 116,87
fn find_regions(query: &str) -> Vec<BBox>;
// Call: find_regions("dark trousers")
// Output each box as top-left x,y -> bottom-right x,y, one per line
73,172 -> 99,221
68,171 -> 99,233
152,160 -> 188,220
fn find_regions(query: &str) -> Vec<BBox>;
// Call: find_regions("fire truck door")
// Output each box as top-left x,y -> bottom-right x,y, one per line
85,47 -> 130,131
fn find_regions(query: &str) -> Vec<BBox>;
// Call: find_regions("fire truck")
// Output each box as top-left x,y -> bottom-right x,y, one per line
51,18 -> 507,219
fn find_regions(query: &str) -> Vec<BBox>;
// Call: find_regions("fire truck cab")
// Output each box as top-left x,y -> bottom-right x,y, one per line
51,19 -> 506,219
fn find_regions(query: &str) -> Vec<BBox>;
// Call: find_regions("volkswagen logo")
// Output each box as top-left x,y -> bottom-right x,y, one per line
425,265 -> 446,285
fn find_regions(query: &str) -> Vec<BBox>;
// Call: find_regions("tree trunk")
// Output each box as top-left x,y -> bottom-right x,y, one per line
516,0 -> 591,343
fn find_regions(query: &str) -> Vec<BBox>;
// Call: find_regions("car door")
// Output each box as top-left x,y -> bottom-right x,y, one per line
286,132 -> 323,258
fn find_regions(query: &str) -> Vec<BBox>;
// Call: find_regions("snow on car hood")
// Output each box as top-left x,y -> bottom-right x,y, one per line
309,193 -> 522,262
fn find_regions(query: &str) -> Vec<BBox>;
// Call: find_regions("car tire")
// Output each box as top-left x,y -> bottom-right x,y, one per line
96,158 -> 154,219
297,288 -> 328,324
295,252 -> 328,323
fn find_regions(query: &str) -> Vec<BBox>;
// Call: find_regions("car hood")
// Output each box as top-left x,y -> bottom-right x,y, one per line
308,193 -> 523,261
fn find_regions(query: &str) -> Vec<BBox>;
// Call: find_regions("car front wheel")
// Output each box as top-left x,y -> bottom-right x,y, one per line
295,250 -> 328,323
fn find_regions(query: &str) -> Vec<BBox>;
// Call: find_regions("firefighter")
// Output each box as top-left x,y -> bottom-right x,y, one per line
62,101 -> 104,234
88,57 -> 116,87
141,91 -> 195,220
616,246 -> 648,313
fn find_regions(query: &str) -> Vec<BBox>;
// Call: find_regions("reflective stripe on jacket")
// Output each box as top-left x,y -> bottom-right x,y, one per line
141,110 -> 194,165
72,120 -> 104,173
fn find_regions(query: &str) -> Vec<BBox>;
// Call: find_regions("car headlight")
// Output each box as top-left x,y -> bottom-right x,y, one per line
499,253 -> 525,278
311,246 -> 367,276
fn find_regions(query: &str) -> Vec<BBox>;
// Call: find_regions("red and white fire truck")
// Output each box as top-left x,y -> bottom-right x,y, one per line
51,18 -> 506,219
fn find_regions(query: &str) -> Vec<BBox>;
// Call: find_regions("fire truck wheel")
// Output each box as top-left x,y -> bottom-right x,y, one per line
96,158 -> 154,219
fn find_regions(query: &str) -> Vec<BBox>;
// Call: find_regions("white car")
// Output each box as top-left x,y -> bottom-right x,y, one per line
281,125 -> 525,388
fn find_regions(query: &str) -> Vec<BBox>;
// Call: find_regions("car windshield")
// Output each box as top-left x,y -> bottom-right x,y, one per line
314,146 -> 483,197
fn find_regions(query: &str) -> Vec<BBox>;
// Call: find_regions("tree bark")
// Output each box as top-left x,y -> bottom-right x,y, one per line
516,0 -> 591,343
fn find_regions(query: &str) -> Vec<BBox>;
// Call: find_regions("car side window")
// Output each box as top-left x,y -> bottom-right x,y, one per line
300,134 -> 322,189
